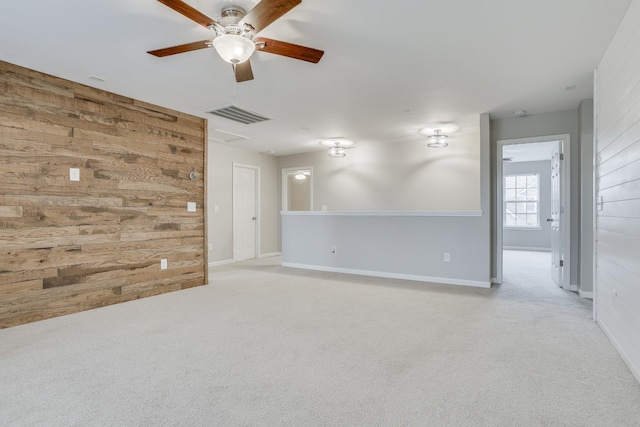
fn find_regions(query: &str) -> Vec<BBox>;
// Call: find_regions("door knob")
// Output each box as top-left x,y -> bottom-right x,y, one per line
546,218 -> 554,222
252,217 -> 256,220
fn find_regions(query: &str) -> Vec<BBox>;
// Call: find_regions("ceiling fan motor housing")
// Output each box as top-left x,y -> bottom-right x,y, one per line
218,6 -> 250,35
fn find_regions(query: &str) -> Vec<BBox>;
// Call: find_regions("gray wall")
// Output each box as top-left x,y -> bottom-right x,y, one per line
491,109 -> 580,286
207,142 -> 279,263
503,160 -> 552,250
282,213 -> 489,286
579,99 -> 594,294
277,131 -> 482,212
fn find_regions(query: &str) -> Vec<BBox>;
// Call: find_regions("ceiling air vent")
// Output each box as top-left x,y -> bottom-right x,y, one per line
205,105 -> 271,125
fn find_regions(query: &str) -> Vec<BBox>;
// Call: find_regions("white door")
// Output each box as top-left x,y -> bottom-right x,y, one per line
550,142 -> 563,287
233,166 -> 257,261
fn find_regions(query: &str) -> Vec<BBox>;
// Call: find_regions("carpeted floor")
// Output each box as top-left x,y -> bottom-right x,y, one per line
1,250 -> 639,426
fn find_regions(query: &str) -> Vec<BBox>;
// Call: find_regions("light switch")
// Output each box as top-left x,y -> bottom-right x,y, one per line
69,168 -> 80,181
214,205 -> 219,213
160,259 -> 168,270
187,202 -> 196,212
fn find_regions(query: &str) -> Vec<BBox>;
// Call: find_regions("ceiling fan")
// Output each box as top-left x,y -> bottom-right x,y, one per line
148,0 -> 324,82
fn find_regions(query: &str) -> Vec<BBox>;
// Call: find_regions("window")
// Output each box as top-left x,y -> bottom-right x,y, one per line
504,174 -> 539,228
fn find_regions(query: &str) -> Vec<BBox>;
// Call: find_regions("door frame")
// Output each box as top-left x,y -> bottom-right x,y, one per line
232,163 -> 260,261
496,134 -> 572,289
281,166 -> 313,211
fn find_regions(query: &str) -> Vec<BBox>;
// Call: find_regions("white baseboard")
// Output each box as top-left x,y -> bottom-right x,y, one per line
579,290 -> 594,299
503,246 -> 551,252
281,262 -> 491,289
598,318 -> 640,385
259,252 -> 282,258
208,259 -> 234,268
491,277 -> 500,284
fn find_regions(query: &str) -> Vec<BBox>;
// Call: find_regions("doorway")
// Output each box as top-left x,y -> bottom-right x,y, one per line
281,167 -> 313,211
233,163 -> 260,261
496,134 -> 573,291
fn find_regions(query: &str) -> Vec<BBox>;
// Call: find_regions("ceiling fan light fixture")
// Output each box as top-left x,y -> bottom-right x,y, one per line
426,129 -> 449,148
212,34 -> 255,64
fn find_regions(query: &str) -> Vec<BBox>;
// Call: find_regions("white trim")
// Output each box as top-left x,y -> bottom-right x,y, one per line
504,226 -> 543,231
598,319 -> 640,385
232,163 -> 261,262
259,252 -> 282,258
280,210 -> 483,217
209,259 -> 234,267
592,68 -> 598,322
491,277 -> 500,284
579,290 -> 594,299
504,246 -> 551,252
281,262 -> 491,289
496,134 -> 571,288
281,166 -> 313,212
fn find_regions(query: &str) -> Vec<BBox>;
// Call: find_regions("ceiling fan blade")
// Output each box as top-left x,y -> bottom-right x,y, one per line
148,40 -> 212,57
240,0 -> 301,34
234,60 -> 254,82
157,0 -> 216,28
254,37 -> 324,63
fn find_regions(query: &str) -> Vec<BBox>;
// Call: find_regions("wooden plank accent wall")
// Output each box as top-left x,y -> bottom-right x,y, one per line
595,1 -> 640,382
0,60 -> 207,328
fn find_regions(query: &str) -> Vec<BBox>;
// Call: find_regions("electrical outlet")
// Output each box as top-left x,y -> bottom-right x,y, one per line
444,253 -> 451,262
69,168 -> 80,181
208,243 -> 213,251
214,205 -> 219,213
322,205 -> 328,212
187,202 -> 196,212
160,258 -> 168,270
331,246 -> 337,254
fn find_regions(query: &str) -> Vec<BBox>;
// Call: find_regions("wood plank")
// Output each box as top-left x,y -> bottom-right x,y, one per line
598,215 -> 640,239
0,279 -> 43,296
4,195 -> 123,208
0,206 -> 23,217
599,198 -> 640,218
0,268 -> 58,286
598,176 -> 640,202
597,159 -> 640,190
597,136 -> 640,177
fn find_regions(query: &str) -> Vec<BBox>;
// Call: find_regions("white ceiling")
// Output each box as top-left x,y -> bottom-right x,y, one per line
0,0 -> 631,155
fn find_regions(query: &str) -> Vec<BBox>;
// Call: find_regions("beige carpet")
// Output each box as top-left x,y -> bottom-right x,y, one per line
1,250 -> 639,426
